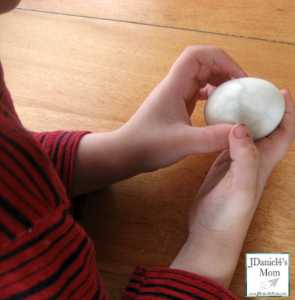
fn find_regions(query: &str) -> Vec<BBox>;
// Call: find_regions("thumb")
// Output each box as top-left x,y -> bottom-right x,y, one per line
181,123 -> 233,154
227,124 -> 260,192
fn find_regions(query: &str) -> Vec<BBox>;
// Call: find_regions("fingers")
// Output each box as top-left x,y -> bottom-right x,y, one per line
267,89 -> 295,143
166,46 -> 247,103
198,84 -> 217,100
226,124 -> 260,194
195,125 -> 259,200
256,89 -> 295,165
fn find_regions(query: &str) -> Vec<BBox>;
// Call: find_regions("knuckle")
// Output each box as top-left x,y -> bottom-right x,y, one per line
182,45 -> 200,59
184,45 -> 198,53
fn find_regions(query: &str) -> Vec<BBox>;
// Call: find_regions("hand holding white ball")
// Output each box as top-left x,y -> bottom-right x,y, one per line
204,78 -> 285,140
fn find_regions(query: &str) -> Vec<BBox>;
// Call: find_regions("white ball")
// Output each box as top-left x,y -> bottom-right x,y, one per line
204,77 -> 285,140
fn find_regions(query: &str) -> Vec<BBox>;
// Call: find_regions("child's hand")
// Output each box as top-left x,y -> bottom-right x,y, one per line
74,46 -> 247,195
119,46 -> 247,172
170,90 -> 295,288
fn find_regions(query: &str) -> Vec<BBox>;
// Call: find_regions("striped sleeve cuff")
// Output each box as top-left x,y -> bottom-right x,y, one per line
123,267 -> 240,300
32,131 -> 91,209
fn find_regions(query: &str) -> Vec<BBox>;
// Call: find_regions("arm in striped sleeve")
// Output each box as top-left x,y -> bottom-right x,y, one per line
123,267 -> 241,300
0,119 -> 107,299
32,131 -> 90,200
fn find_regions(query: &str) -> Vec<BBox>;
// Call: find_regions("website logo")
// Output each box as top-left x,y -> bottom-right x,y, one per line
246,253 -> 290,297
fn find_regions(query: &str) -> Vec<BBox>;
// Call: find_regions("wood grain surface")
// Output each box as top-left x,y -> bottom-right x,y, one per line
18,0 -> 295,44
0,1 -> 294,299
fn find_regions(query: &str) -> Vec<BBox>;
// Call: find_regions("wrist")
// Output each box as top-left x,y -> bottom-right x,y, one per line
170,233 -> 243,288
116,123 -> 160,174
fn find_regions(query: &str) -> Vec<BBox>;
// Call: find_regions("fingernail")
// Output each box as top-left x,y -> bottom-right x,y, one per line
233,124 -> 251,139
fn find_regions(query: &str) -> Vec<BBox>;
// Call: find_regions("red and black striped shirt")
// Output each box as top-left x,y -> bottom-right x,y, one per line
0,62 -> 240,300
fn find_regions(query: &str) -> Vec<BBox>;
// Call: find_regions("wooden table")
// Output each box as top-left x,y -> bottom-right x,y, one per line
0,1 -> 294,299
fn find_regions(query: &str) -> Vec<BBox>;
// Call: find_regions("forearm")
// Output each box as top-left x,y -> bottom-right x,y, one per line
72,129 -> 144,197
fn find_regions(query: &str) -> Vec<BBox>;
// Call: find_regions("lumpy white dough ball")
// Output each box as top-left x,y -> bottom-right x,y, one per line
204,77 -> 285,141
